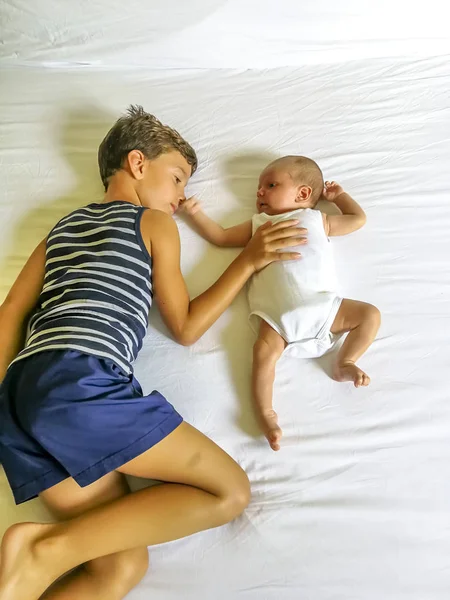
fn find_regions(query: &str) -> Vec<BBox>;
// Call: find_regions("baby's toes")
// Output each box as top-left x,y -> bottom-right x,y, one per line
353,369 -> 364,387
362,373 -> 371,386
267,427 -> 281,450
355,370 -> 370,387
270,438 -> 281,452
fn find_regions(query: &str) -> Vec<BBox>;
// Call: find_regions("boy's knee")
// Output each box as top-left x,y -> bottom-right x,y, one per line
115,548 -> 149,589
220,468 -> 251,523
88,547 -> 149,593
234,470 -> 251,513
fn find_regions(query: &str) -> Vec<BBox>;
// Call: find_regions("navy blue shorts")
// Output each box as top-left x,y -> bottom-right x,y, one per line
0,350 -> 183,504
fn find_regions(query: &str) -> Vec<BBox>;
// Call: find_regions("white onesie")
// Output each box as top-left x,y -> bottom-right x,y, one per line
248,208 -> 342,358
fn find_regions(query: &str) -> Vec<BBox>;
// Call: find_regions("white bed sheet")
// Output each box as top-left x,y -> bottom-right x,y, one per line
1,56 -> 450,599
1,0 -> 449,68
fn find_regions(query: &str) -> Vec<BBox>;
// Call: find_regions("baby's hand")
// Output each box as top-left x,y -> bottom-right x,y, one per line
179,196 -> 202,216
322,181 -> 345,202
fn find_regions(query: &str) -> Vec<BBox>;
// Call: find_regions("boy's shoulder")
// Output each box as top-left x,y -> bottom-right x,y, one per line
140,208 -> 179,252
141,207 -> 175,228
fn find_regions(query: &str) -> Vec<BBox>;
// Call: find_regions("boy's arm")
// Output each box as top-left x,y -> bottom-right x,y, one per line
143,209 -> 303,346
322,181 -> 366,237
0,239 -> 46,381
179,196 -> 252,247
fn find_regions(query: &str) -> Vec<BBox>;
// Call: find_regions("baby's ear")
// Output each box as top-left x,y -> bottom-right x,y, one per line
296,185 -> 312,201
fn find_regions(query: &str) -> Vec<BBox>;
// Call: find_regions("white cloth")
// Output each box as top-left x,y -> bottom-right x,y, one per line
248,208 -> 342,357
2,53 -> 450,600
1,0 -> 448,69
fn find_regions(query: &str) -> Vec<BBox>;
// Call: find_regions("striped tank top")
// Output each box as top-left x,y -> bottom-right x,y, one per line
13,201 -> 152,374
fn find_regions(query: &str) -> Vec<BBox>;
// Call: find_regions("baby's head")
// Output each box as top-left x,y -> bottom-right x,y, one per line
256,156 -> 324,215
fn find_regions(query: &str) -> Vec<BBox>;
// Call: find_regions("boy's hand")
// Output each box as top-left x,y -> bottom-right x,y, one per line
179,196 -> 202,216
242,220 -> 307,273
322,181 -> 345,202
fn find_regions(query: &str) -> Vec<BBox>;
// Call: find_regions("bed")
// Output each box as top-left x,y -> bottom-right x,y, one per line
1,2 -> 450,598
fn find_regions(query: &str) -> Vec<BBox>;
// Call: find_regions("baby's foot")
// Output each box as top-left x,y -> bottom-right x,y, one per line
258,410 -> 283,451
0,521 -> 59,600
333,361 -> 370,387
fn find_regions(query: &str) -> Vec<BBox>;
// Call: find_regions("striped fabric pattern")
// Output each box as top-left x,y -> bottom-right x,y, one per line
13,201 -> 152,374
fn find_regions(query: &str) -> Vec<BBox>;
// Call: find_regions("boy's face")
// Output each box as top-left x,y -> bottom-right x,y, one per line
256,166 -> 312,215
137,151 -> 191,215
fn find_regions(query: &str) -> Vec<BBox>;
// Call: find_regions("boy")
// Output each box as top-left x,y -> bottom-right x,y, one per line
0,109 -> 304,600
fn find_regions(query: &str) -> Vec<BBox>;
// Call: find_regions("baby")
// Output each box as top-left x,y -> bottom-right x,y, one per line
181,156 -> 380,451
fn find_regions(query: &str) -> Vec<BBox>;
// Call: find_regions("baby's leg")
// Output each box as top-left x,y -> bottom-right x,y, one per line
330,299 -> 381,387
252,320 -> 287,451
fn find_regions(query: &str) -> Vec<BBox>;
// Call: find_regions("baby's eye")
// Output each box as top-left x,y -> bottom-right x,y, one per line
269,183 -> 276,188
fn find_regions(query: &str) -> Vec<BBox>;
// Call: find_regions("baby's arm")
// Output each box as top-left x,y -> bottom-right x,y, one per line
321,181 -> 366,236
180,196 -> 252,248
0,240 -> 46,381
143,209 -> 302,346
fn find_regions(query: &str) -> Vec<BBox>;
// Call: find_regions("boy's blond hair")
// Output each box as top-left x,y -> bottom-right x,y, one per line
98,105 -> 198,191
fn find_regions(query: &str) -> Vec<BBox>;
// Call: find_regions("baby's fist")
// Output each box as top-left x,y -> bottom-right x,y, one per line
322,181 -> 345,202
179,196 -> 202,216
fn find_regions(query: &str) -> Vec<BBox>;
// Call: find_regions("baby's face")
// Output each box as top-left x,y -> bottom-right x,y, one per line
256,166 -> 304,215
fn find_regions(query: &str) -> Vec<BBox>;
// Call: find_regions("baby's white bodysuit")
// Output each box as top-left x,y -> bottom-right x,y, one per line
248,208 -> 342,358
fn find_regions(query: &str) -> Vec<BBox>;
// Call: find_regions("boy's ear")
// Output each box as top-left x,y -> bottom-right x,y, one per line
295,185 -> 312,202
126,150 -> 146,181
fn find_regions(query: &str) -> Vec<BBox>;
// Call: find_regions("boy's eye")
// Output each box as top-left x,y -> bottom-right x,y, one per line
175,176 -> 181,184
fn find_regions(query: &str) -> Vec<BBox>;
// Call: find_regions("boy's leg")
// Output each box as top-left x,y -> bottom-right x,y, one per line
40,473 -> 148,600
330,299 -> 381,387
0,422 -> 251,600
252,320 -> 287,451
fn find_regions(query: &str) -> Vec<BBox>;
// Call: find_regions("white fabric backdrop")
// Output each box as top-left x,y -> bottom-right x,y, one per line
1,2 -> 450,599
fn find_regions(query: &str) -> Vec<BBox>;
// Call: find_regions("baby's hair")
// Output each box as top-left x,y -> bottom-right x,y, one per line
98,105 -> 198,191
270,155 -> 324,205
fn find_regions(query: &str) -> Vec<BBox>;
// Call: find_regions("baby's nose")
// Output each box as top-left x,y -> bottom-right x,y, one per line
257,188 -> 264,198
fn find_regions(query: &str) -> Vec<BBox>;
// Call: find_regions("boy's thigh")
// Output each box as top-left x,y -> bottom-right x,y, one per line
40,471 -> 129,520
331,298 -> 376,334
117,422 -> 250,499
